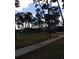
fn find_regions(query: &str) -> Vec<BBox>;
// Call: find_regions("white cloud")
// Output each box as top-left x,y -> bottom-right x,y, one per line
15,0 -> 33,14
15,7 -> 23,14
19,0 -> 33,8
15,0 -> 64,16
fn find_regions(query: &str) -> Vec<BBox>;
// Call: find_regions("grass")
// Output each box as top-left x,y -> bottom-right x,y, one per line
16,37 -> 64,59
15,32 -> 64,49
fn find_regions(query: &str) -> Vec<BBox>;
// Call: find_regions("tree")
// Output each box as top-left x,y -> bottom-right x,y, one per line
25,12 -> 32,28
15,14 -> 20,30
15,13 -> 25,31
31,17 -> 37,28
33,0 -> 63,37
33,0 -> 64,26
35,8 -> 44,28
15,0 -> 20,7
38,19 -> 44,28
56,0 -> 64,26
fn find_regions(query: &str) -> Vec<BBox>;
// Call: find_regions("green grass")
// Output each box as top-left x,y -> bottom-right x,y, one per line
15,32 -> 64,49
16,37 -> 64,59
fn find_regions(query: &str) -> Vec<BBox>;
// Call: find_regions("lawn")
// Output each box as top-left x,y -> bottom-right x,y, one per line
15,32 -> 64,49
16,37 -> 64,59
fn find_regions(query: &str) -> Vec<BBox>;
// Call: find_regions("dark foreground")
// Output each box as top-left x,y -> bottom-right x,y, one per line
16,32 -> 63,49
16,37 -> 64,59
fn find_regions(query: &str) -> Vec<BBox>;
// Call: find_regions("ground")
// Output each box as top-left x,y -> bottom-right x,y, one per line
15,32 -> 64,49
16,37 -> 64,59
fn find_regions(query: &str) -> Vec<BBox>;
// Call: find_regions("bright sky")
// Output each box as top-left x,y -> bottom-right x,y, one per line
15,0 -> 64,15
19,0 -> 33,7
15,0 -> 64,27
15,0 -> 64,26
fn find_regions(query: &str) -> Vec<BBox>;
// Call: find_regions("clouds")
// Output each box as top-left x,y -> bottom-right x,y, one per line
19,0 -> 33,8
15,7 -> 23,14
15,0 -> 64,16
15,0 -> 34,14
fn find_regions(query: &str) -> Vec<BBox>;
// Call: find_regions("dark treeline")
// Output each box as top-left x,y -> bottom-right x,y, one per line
15,0 -> 64,37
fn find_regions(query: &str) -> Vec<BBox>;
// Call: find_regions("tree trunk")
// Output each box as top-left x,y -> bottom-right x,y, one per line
28,22 -> 30,28
57,0 -> 64,26
17,24 -> 19,30
47,0 -> 52,38
24,22 -> 26,28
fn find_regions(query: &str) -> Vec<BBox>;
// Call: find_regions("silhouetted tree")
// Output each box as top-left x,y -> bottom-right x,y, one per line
25,12 -> 32,28
15,14 -> 20,30
62,0 -> 64,9
33,0 -> 63,37
15,0 -> 20,7
15,13 -> 26,32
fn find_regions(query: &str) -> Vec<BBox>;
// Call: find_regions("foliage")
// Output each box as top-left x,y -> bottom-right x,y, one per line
15,0 -> 64,34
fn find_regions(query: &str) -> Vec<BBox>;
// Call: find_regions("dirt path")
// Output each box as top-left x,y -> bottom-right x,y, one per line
15,35 -> 63,57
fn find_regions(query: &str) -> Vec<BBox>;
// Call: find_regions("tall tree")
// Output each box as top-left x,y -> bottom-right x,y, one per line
56,0 -> 64,26
25,12 -> 32,28
15,13 -> 25,31
33,0 -> 63,37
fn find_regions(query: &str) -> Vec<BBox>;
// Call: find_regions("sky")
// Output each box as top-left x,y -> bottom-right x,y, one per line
15,0 -> 64,16
15,0 -> 64,28
15,0 -> 64,26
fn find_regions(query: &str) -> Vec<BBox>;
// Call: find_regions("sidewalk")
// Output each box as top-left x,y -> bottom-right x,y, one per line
15,35 -> 63,57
